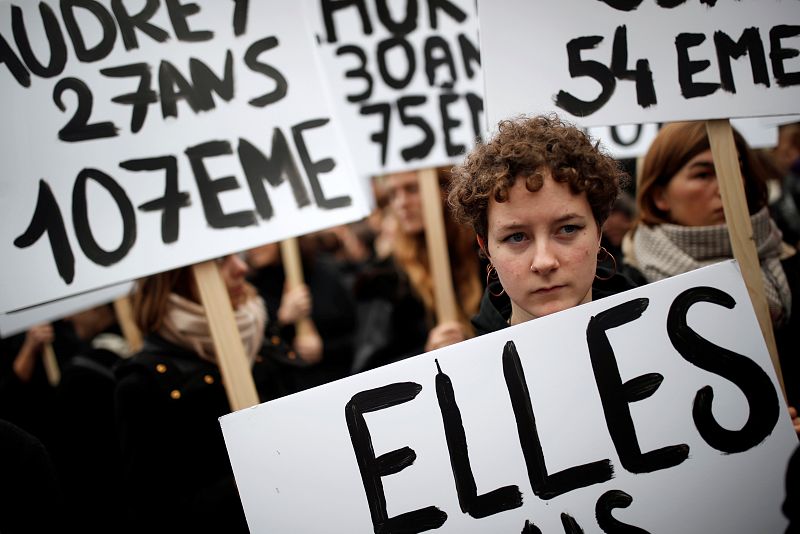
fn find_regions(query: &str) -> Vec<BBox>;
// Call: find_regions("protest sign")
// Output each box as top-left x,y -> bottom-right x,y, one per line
589,116 -> 793,160
0,0 -> 370,313
307,0 -> 484,176
0,280 -> 133,338
221,261 -> 797,533
478,0 -> 800,129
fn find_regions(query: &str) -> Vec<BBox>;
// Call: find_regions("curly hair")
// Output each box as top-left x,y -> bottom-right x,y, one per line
448,114 -> 625,241
637,121 -> 769,225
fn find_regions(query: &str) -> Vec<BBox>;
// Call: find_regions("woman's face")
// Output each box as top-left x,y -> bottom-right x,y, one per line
386,171 -> 424,235
655,149 -> 725,227
486,171 -> 600,325
246,243 -> 280,268
218,254 -> 250,307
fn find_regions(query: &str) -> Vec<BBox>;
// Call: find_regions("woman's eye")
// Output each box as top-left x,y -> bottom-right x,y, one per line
559,224 -> 582,235
504,232 -> 525,243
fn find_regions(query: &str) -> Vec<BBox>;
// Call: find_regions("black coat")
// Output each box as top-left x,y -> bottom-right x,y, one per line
0,321 -> 82,446
472,266 -> 642,335
352,257 -> 431,372
775,254 -> 800,409
249,257 -> 357,387
114,334 -> 286,534
0,419 -> 63,533
52,339 -> 125,534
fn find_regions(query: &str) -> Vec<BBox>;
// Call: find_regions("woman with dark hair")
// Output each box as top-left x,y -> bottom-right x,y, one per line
114,255 -> 285,533
448,114 -> 639,333
352,167 -> 483,371
628,121 -> 800,416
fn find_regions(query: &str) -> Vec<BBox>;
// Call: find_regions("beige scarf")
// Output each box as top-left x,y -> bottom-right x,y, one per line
158,293 -> 266,365
633,207 -> 791,326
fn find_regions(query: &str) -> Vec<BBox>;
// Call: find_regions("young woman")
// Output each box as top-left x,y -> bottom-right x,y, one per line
448,114 -> 638,333
353,168 -> 483,371
114,254 -> 285,533
628,121 -> 800,416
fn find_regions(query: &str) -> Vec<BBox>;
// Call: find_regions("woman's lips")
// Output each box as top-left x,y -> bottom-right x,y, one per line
533,285 -> 564,294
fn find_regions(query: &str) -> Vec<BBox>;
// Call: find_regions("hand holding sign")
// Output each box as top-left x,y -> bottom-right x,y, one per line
280,238 -> 324,365
13,323 -> 55,384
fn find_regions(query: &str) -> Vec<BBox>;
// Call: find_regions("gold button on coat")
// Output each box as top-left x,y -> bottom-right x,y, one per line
156,364 -> 167,373
170,390 -> 181,400
203,375 -> 215,384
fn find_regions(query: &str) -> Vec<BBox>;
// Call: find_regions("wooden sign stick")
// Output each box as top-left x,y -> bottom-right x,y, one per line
418,168 -> 459,324
279,238 -> 322,363
42,342 -> 60,387
706,119 -> 786,399
192,260 -> 260,412
113,296 -> 143,353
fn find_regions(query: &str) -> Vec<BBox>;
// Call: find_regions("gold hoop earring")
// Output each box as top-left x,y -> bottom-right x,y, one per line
486,263 -> 505,297
595,246 -> 617,281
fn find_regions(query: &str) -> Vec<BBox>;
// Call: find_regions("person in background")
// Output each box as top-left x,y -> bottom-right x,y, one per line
52,304 -> 130,534
0,418 -> 63,533
352,167 -> 483,372
246,238 -> 357,389
627,121 -> 800,418
447,114 -> 638,335
0,320 -> 80,447
601,191 -> 635,263
367,177 -> 401,263
602,191 -> 648,286
114,254 -> 284,533
770,122 -> 800,248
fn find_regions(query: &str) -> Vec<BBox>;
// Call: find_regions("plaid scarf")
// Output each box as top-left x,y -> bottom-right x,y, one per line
158,292 -> 266,366
633,207 -> 791,326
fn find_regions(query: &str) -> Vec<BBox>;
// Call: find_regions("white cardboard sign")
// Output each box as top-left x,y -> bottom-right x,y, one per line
221,261 -> 797,533
0,1 -> 370,314
0,280 -> 133,339
589,116 -> 792,160
478,0 -> 800,129
306,0 -> 484,176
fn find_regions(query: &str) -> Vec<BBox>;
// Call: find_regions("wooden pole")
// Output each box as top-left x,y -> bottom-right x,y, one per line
706,119 -> 786,399
279,238 -> 322,363
417,168 -> 459,324
42,342 -> 60,386
113,296 -> 143,353
192,260 -> 260,412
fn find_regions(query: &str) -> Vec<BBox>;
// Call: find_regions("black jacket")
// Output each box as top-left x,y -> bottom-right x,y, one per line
776,254 -> 800,409
472,267 -> 642,335
352,257 -> 431,372
114,334 -> 288,534
249,257 -> 357,387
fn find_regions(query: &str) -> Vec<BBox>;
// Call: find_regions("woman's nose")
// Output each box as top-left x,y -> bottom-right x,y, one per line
227,253 -> 249,276
530,240 -> 559,274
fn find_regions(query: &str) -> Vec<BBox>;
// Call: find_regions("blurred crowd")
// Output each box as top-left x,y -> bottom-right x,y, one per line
2,120 -> 799,532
